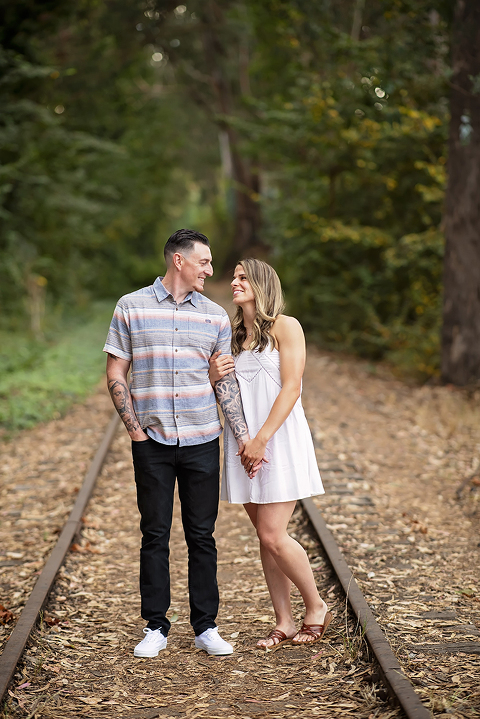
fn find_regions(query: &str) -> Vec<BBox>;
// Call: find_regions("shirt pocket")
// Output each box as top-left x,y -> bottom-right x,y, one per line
188,316 -> 218,351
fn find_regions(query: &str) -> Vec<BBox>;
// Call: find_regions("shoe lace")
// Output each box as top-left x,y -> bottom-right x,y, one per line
142,628 -> 162,642
203,628 -> 219,639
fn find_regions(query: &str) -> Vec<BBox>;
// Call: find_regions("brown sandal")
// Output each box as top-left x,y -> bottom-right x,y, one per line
292,611 -> 333,645
256,628 -> 294,652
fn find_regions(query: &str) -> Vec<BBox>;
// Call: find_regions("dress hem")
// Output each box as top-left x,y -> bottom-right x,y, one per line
220,490 -> 325,505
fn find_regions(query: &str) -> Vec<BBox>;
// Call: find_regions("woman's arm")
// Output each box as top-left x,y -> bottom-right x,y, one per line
238,315 -> 305,470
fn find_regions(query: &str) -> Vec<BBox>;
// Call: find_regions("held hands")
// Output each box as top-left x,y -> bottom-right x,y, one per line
237,436 -> 268,478
236,436 -> 258,478
208,351 -> 235,386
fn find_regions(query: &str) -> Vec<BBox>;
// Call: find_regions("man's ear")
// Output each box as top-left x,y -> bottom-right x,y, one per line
172,252 -> 183,271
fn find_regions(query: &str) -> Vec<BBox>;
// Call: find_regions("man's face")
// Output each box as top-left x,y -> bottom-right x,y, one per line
179,242 -> 213,293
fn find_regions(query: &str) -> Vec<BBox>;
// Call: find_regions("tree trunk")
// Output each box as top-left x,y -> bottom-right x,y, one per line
201,4 -> 261,260
441,0 -> 480,385
229,136 -> 261,254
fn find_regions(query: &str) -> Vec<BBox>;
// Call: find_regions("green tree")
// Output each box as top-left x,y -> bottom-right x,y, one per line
0,0 -> 187,329
239,0 -> 450,377
138,0 -> 263,260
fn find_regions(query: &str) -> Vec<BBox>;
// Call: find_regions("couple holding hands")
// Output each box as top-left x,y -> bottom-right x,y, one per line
104,229 -> 331,658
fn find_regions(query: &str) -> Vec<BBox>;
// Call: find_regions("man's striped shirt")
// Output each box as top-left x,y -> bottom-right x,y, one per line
103,277 -> 231,446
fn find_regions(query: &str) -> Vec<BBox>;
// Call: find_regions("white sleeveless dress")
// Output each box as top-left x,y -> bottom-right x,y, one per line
221,345 -> 324,504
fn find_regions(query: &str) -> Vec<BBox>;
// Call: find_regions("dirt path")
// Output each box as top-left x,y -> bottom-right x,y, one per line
1,287 -> 479,718
2,423 -> 394,719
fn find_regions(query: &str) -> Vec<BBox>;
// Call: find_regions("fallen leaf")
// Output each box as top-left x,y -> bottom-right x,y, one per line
44,615 -> 61,626
0,605 -> 15,624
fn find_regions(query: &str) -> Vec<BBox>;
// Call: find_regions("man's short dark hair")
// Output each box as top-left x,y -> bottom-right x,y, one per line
164,229 -> 210,264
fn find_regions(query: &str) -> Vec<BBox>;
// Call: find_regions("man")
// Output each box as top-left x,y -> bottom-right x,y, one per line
104,229 -> 250,657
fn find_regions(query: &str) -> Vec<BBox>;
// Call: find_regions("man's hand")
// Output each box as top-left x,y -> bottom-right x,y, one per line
131,429 -> 150,441
208,351 -> 235,386
236,435 -> 259,477
237,436 -> 268,476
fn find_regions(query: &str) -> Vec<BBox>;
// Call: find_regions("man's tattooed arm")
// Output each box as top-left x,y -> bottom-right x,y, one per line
214,372 -> 249,447
215,372 -> 266,476
108,378 -> 141,434
106,353 -> 147,440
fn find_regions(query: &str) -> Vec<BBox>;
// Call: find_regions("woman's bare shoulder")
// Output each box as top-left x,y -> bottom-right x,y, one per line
271,314 -> 304,340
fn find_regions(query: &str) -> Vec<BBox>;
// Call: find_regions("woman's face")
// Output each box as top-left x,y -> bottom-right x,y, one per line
231,264 -> 255,306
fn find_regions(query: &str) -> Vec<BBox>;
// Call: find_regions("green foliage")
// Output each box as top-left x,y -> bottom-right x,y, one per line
0,0 -> 455,387
0,0 -> 224,329
0,46 -> 124,320
242,0 -> 449,378
277,219 -> 443,378
0,302 -> 113,432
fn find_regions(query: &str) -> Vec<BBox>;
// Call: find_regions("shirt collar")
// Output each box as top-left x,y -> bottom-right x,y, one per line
153,277 -> 199,307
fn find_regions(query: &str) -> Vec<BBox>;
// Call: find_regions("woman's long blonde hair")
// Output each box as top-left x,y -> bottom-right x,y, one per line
231,258 -> 285,356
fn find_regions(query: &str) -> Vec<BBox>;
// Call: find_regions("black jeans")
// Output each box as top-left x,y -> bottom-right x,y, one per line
131,436 -> 220,637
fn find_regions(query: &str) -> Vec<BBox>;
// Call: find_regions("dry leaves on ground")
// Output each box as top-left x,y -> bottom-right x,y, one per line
3,426 -> 398,719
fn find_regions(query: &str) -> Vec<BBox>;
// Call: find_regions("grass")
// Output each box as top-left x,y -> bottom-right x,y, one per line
0,301 -> 115,435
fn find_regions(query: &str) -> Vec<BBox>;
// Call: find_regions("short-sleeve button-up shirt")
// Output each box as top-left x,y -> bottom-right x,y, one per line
103,277 -> 231,446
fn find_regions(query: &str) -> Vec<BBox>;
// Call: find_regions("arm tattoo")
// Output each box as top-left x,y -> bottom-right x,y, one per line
108,379 -> 141,434
214,372 -> 249,443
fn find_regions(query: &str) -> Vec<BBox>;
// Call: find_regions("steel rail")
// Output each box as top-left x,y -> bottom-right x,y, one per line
301,496 -> 432,719
0,412 -> 119,703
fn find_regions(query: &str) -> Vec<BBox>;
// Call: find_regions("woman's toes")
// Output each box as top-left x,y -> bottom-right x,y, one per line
296,635 -> 313,644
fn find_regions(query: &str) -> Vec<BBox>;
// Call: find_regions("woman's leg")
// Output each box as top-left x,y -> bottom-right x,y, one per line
254,501 -> 328,640
244,503 -> 296,647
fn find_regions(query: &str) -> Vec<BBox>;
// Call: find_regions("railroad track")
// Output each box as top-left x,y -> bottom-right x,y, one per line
305,440 -> 479,714
0,413 -> 120,704
0,413 -> 440,718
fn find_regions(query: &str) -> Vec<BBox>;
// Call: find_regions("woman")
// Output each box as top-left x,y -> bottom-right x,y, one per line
209,258 -> 332,650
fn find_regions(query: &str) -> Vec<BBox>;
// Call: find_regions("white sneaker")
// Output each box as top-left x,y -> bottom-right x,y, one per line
195,627 -> 233,656
134,628 -> 168,657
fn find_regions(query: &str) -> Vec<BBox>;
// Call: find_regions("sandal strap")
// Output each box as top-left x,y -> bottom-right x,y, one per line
267,629 -> 288,642
299,622 -> 324,638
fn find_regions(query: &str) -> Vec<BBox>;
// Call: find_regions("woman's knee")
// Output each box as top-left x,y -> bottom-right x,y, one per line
257,526 -> 284,554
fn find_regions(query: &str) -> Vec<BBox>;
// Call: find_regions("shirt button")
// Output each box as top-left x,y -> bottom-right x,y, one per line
176,415 -> 179,419
175,327 -> 178,331
175,307 -> 178,311
175,393 -> 178,397
175,371 -> 178,375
